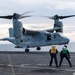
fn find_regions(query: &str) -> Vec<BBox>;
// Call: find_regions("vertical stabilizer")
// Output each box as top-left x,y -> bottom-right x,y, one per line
9,28 -> 14,37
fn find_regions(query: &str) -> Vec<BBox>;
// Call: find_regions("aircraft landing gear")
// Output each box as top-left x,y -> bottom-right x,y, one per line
37,47 -> 41,50
25,49 -> 29,53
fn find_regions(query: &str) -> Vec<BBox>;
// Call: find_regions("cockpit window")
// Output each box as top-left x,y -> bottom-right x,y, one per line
54,33 -> 62,39
54,33 -> 62,37
58,33 -> 63,37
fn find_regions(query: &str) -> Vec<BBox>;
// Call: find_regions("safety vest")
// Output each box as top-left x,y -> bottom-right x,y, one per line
62,48 -> 67,54
50,48 -> 56,53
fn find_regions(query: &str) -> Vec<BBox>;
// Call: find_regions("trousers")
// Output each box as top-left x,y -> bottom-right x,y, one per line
59,55 -> 72,67
49,54 -> 58,67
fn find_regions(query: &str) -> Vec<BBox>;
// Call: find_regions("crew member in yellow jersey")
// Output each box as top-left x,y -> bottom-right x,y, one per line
49,46 -> 58,67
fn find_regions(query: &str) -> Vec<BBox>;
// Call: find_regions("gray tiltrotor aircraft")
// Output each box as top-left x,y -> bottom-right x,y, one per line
0,13 -> 75,52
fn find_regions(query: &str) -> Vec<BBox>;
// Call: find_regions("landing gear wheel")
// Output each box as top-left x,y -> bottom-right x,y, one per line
25,49 -> 29,53
37,47 -> 41,50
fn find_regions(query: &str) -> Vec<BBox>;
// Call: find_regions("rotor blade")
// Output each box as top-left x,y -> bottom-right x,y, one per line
40,15 -> 54,20
40,15 -> 75,20
19,15 -> 32,19
21,11 -> 34,16
0,15 -> 13,19
40,15 -> 49,18
59,15 -> 75,19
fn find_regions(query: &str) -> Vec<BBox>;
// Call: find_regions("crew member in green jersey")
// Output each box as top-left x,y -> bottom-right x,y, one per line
59,46 -> 72,67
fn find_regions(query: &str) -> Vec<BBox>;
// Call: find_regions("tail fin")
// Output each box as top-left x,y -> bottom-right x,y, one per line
9,28 -> 14,37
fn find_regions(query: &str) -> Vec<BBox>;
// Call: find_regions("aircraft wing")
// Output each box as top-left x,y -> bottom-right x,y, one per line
25,27 -> 60,35
45,27 -> 60,32
25,29 -> 40,35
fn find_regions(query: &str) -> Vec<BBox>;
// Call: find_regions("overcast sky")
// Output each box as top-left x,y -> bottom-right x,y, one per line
0,0 -> 75,42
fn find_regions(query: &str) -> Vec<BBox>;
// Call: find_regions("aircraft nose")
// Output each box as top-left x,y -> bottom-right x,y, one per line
65,38 -> 70,44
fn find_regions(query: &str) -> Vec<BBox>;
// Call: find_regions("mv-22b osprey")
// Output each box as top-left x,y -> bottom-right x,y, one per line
0,13 -> 75,52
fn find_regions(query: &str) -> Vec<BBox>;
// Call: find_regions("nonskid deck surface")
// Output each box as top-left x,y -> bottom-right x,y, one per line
0,52 -> 75,75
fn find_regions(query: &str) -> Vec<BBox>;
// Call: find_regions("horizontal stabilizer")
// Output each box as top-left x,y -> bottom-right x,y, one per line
0,37 -> 16,44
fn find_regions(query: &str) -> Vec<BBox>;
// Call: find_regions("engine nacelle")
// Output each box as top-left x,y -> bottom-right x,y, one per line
54,20 -> 63,33
13,19 -> 24,46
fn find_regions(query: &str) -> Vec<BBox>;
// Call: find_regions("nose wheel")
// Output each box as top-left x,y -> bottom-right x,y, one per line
25,49 -> 29,53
